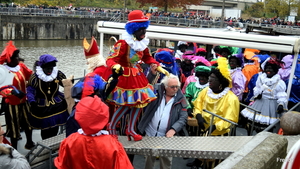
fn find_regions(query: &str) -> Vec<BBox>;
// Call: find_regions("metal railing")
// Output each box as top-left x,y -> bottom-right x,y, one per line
0,7 -> 244,28
203,109 -> 238,136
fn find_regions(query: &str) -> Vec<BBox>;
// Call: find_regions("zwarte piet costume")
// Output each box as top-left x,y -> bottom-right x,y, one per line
27,54 -> 69,139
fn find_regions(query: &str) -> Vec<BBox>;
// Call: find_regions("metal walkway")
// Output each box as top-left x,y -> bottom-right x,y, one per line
119,136 -> 253,159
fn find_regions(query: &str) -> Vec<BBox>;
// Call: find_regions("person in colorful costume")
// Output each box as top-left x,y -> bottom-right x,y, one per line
190,57 -> 239,168
182,56 -> 211,94
26,54 -> 69,140
229,53 -> 246,101
241,59 -> 287,132
54,96 -> 133,169
192,57 -> 240,136
0,41 -> 35,150
180,51 -> 195,78
174,41 -> 188,60
147,50 -> 179,84
278,54 -> 293,81
243,53 -> 270,104
185,65 -> 211,137
66,37 -> 121,137
186,66 -> 211,112
106,10 -> 169,141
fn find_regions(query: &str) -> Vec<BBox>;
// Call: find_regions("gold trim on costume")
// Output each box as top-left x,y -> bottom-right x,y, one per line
29,108 -> 68,119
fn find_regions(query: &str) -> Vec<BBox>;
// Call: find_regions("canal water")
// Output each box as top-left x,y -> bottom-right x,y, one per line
0,39 -> 111,79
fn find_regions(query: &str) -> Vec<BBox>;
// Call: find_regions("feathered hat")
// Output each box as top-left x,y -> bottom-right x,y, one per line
125,10 -> 150,35
217,57 -> 232,88
155,51 -> 178,75
83,36 -> 106,73
0,41 -> 18,64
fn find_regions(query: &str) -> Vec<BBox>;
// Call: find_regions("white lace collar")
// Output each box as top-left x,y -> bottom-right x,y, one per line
122,32 -> 149,51
194,77 -> 209,89
36,66 -> 58,82
260,73 -> 281,86
207,87 -> 230,99
4,64 -> 20,72
78,128 -> 109,136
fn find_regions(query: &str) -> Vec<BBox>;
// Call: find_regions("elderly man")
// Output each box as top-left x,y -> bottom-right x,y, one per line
138,74 -> 188,169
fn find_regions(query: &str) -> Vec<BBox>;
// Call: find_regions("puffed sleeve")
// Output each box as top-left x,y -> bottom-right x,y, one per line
276,80 -> 288,106
231,72 -> 246,98
253,74 -> 264,97
185,83 -> 194,109
141,47 -> 159,66
214,94 -> 240,132
106,41 -> 126,68
192,88 -> 206,117
19,62 -> 33,81
26,74 -> 38,103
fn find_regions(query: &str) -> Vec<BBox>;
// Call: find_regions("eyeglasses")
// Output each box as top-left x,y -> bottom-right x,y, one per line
168,85 -> 180,89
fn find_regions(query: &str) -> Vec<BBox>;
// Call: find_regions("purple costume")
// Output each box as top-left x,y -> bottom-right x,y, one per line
278,55 -> 293,81
230,67 -> 246,101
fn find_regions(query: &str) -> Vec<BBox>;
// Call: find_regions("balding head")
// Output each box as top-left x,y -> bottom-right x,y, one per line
280,111 -> 300,135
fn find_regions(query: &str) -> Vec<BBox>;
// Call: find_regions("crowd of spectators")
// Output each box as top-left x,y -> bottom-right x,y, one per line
1,3 -> 300,26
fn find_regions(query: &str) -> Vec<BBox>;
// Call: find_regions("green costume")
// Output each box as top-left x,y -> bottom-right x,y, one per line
185,80 -> 208,109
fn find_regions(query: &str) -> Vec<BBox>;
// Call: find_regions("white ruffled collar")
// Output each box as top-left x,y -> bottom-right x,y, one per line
207,87 -> 230,99
4,64 -> 20,72
230,67 -> 241,74
78,128 -> 109,136
122,32 -> 149,51
36,66 -> 58,82
261,73 -> 281,86
195,77 -> 209,89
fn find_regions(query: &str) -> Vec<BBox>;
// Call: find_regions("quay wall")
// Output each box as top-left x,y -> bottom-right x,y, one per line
0,15 -> 102,40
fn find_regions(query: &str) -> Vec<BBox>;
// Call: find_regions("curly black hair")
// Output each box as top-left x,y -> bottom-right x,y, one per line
210,68 -> 230,88
228,55 -> 242,67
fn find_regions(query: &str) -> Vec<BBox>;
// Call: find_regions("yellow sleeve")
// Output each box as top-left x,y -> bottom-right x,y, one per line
215,92 -> 240,132
192,87 -> 207,118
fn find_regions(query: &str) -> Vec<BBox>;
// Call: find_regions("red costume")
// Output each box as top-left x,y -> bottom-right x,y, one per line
55,96 -> 133,169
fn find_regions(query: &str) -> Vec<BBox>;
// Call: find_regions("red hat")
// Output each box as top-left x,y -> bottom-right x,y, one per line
127,10 -> 149,23
83,36 -> 100,59
0,41 -> 18,64
75,95 -> 109,135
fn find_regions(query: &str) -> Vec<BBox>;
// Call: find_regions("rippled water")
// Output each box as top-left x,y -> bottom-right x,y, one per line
0,40 -> 111,79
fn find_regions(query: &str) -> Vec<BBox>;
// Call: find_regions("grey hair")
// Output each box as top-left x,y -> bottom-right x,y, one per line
161,74 -> 181,87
